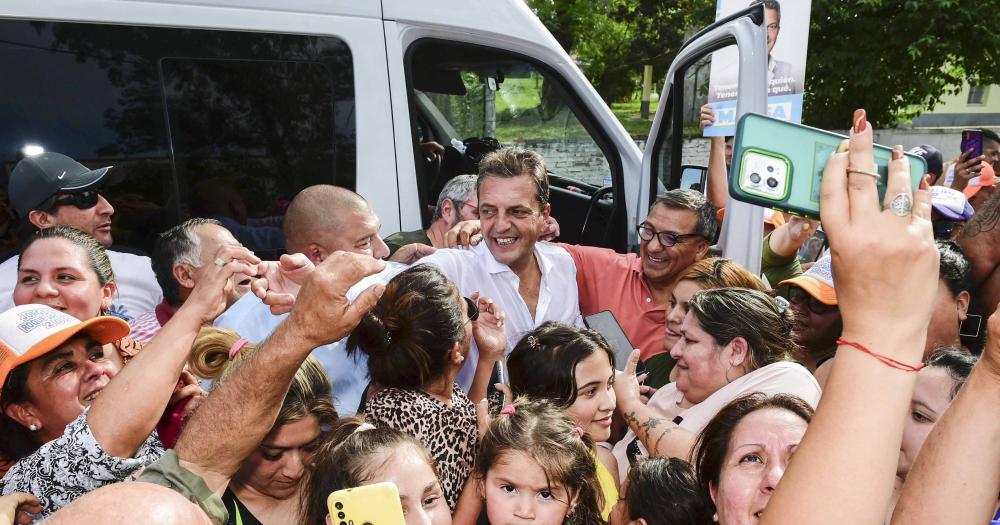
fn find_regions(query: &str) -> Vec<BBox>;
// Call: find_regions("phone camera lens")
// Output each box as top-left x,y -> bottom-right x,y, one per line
339,522 -> 346,525
766,177 -> 779,188
750,173 -> 761,184
766,165 -> 774,173
338,512 -> 346,519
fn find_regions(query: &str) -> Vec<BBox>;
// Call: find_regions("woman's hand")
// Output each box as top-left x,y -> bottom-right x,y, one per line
819,108 -> 938,351
0,492 -> 41,525
613,349 -> 644,413
186,245 -> 260,324
471,292 -> 506,363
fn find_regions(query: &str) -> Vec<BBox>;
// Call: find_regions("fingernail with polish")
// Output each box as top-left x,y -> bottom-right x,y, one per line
853,109 -> 866,133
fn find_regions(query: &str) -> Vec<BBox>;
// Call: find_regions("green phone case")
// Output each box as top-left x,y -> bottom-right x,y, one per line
729,113 -> 928,219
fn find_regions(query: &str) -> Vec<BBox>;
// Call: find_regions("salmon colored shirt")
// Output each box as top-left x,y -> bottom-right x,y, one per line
557,243 -> 667,361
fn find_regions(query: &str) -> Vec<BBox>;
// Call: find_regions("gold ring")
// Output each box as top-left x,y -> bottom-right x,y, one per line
846,167 -> 881,180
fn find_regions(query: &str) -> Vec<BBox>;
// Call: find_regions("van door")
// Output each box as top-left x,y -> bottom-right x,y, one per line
640,4 -> 769,272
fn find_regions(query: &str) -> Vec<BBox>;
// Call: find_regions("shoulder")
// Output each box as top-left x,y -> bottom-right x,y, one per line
736,362 -> 822,405
107,249 -> 153,268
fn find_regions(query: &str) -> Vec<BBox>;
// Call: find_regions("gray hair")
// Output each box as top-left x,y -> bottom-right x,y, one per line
652,189 -> 719,241
432,174 -> 478,222
152,218 -> 222,306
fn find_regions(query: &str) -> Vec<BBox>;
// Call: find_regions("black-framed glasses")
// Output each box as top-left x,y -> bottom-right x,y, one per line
636,223 -> 704,247
464,297 -> 480,322
41,190 -> 100,212
786,285 -> 834,316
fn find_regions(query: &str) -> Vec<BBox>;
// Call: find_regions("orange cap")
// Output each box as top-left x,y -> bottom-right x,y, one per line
964,162 -> 996,199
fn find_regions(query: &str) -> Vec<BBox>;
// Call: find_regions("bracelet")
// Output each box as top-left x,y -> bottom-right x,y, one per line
836,338 -> 925,372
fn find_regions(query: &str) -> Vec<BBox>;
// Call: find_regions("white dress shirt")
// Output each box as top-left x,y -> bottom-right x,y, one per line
214,261 -> 407,416
419,242 -> 583,390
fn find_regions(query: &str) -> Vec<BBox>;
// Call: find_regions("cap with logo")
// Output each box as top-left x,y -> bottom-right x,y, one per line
0,304 -> 129,391
930,186 -> 975,221
779,253 -> 837,305
907,145 -> 943,179
964,162 -> 996,199
7,152 -> 115,218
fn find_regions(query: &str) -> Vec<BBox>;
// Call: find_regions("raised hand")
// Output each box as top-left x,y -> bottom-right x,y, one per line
186,245 -> 260,324
950,148 -> 986,190
445,220 -> 483,248
252,253 -> 315,315
0,492 -> 41,525
284,251 -> 387,348
471,292 -> 506,362
388,243 -> 437,264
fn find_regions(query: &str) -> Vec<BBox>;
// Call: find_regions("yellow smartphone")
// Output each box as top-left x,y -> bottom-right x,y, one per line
327,482 -> 405,525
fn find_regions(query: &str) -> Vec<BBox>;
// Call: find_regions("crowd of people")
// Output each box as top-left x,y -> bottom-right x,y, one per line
0,108 -> 999,525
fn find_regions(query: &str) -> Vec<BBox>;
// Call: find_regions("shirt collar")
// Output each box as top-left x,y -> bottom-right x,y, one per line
476,241 -> 551,276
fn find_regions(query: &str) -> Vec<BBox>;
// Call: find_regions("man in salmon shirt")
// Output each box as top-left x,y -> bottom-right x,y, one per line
559,189 -> 716,387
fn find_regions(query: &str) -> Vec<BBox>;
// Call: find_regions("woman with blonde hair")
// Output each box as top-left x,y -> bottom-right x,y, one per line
189,326 -> 337,525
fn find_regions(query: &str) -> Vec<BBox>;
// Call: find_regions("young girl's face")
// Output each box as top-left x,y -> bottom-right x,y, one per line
564,350 -> 616,442
483,450 -> 574,525
368,444 -> 452,525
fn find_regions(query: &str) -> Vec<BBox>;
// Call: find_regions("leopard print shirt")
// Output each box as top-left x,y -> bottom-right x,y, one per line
364,384 -> 478,509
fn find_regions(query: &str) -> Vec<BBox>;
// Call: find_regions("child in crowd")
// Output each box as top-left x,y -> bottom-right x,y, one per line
609,457 -> 714,525
506,322 -> 619,518
475,398 -> 605,525
301,419 -> 452,525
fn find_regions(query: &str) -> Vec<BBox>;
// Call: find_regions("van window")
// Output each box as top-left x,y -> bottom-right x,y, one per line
405,39 -> 623,249
0,20 -> 354,257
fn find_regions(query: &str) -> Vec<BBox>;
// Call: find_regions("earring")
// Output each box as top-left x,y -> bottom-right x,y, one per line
28,424 -> 37,431
457,354 -> 465,363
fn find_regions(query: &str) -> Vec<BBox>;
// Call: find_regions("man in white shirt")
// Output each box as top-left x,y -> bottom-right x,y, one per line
0,152 -> 161,320
417,147 -> 582,389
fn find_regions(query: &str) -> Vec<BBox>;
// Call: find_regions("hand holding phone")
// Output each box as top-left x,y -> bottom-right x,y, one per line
327,482 -> 405,525
961,129 -> 984,159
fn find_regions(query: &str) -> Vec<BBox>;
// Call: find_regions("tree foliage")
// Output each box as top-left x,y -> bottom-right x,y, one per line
527,0 -> 1000,128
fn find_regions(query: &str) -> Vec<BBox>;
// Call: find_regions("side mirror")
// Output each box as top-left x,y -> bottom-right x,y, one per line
679,164 -> 708,193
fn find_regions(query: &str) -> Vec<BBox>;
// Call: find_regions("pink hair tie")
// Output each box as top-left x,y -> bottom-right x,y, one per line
228,338 -> 249,360
500,404 -> 516,416
572,427 -> 585,438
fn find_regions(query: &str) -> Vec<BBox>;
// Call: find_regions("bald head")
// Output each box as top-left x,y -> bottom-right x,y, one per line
284,185 -> 369,254
42,482 -> 213,524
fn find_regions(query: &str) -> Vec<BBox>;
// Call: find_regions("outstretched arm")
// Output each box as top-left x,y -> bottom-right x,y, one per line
892,302 -> 1000,524
174,252 -> 386,492
615,350 -> 698,460
760,110 -> 938,525
88,245 -> 258,458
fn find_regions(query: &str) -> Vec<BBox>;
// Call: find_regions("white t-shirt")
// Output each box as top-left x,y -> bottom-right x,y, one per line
611,361 -> 822,481
214,262 -> 408,416
418,242 -> 583,390
0,249 -> 162,322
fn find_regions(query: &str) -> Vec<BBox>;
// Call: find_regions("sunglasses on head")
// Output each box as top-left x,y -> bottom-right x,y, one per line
41,190 -> 100,212
464,297 -> 480,322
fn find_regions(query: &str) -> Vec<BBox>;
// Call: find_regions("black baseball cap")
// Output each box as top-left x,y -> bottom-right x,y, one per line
907,145 -> 943,179
8,153 -> 115,217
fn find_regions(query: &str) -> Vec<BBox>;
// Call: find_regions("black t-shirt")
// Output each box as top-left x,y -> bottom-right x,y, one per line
222,488 -> 265,525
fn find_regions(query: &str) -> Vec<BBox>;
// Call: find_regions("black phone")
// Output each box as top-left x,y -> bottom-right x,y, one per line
961,129 -> 983,158
583,310 -> 645,374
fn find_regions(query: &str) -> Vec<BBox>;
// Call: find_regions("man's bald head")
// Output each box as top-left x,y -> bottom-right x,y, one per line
43,482 -> 213,524
284,185 -> 369,254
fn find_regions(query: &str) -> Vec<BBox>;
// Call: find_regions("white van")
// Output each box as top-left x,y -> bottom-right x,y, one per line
0,0 -> 768,267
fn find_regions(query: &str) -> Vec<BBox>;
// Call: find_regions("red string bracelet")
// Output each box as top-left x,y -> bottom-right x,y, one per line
836,338 -> 925,372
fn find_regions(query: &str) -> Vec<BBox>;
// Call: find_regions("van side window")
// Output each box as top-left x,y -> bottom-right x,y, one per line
0,20 -> 354,258
405,39 -> 622,248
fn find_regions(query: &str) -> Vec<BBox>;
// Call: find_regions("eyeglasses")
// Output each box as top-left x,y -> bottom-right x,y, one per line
41,190 -> 100,212
786,286 -> 834,316
464,297 -> 480,322
636,224 -> 704,247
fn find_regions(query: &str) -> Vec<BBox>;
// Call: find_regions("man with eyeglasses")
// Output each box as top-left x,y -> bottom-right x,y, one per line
778,253 -> 841,372
559,189 -> 717,387
0,152 -> 161,320
383,174 -> 479,256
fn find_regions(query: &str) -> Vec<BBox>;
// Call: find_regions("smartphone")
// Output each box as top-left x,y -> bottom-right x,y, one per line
961,129 -> 983,158
327,482 -> 405,525
729,113 -> 928,219
583,310 -> 645,374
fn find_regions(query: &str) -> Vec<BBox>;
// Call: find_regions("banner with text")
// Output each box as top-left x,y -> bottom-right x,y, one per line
704,0 -> 812,136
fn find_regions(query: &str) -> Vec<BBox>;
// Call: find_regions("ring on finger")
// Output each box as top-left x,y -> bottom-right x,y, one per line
214,257 -> 227,267
847,167 -> 881,180
889,193 -> 913,217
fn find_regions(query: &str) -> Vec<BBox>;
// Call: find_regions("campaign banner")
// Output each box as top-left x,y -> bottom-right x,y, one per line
704,0 -> 812,136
